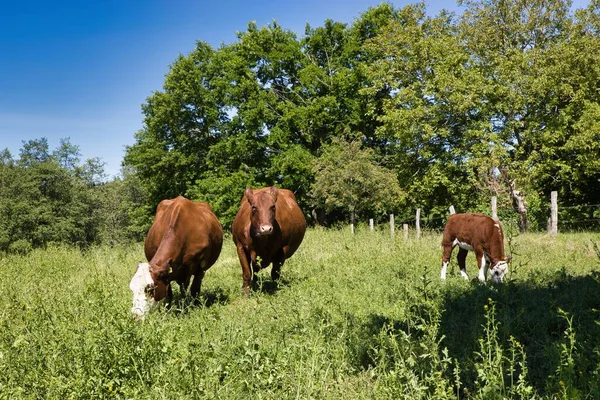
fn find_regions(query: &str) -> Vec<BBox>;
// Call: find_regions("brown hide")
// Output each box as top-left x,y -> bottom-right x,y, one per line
441,213 -> 509,281
232,186 -> 307,293
145,196 -> 223,301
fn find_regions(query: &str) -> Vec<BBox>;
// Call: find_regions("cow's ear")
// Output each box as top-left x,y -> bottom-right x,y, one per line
245,187 -> 254,204
270,186 -> 279,202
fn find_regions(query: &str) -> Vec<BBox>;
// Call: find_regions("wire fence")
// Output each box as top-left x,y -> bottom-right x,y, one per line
555,204 -> 600,232
359,197 -> 600,236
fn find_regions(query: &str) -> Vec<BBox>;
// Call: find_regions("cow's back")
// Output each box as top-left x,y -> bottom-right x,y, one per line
444,213 -> 489,241
145,196 -> 223,267
443,213 -> 504,253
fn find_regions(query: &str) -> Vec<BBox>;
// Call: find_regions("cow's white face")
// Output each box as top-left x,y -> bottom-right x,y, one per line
129,262 -> 156,319
490,260 -> 508,284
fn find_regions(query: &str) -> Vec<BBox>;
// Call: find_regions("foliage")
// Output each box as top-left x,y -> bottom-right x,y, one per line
311,138 -> 402,224
0,139 -> 146,252
121,1 -> 600,229
4,0 -> 600,247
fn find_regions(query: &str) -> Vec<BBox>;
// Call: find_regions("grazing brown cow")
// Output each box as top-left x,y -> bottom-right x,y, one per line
232,186 -> 306,294
129,196 -> 223,318
440,213 -> 510,283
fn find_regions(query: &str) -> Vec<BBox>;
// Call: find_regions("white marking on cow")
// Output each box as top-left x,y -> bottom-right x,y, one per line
478,255 -> 487,282
130,262 -> 156,319
453,238 -> 473,251
494,223 -> 502,236
491,260 -> 508,284
441,261 -> 449,280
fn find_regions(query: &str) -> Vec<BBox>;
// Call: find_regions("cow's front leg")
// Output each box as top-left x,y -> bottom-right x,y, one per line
250,250 -> 261,284
271,249 -> 285,281
236,245 -> 253,295
166,283 -> 174,309
475,248 -> 487,282
178,275 -> 190,295
440,244 -> 454,280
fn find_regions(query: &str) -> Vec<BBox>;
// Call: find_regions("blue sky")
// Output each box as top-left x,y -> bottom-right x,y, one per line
0,0 -> 591,178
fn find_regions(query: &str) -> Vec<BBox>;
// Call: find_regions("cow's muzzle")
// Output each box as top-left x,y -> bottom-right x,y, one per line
491,261 -> 508,284
257,224 -> 274,236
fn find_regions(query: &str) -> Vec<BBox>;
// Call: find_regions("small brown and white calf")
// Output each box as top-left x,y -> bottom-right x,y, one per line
440,213 -> 510,283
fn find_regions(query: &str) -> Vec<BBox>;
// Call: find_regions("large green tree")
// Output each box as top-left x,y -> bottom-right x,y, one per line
311,138 -> 402,229
363,3 -> 485,219
123,1 -> 600,231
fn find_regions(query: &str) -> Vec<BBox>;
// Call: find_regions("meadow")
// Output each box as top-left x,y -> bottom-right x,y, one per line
1,227 -> 599,399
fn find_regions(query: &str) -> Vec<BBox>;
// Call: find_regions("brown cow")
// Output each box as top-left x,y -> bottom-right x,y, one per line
440,213 -> 510,283
129,196 -> 223,318
232,186 -> 306,294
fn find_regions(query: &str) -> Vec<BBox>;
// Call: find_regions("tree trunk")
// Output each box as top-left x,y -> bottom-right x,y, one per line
510,186 -> 529,232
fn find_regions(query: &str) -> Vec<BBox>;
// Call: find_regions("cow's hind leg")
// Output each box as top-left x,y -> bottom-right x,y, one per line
457,248 -> 469,280
190,270 -> 205,299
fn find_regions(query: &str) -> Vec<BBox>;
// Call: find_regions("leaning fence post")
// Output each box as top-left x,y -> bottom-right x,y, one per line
390,214 -> 395,238
491,196 -> 498,221
403,224 -> 408,240
416,208 -> 421,239
369,218 -> 374,232
449,205 -> 455,215
550,191 -> 558,237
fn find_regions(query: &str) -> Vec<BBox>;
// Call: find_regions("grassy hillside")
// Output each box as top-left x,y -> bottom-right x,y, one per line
1,228 -> 599,399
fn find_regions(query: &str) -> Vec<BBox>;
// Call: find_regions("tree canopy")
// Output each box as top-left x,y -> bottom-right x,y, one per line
2,0 -> 599,252
122,0 -> 600,231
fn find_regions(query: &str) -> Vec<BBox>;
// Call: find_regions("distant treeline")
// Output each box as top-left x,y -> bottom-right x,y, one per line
0,139 -> 148,253
2,1 -> 600,252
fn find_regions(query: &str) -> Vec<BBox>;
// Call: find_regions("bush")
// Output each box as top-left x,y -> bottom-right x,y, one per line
8,239 -> 32,255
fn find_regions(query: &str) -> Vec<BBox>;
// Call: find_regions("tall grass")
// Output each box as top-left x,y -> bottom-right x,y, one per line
1,228 -> 599,398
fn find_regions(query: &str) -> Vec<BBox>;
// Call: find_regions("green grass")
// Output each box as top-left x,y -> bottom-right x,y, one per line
1,228 -> 599,399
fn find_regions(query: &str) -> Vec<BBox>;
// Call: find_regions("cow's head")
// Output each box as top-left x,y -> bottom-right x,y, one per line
129,262 -> 156,319
129,261 -> 171,319
490,257 -> 510,284
246,186 -> 279,237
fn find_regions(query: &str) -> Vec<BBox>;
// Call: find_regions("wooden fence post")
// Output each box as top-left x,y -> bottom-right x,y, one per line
416,208 -> 421,239
449,205 -> 456,215
390,214 -> 395,238
403,223 -> 408,240
491,196 -> 498,221
550,191 -> 558,237
369,218 -> 374,232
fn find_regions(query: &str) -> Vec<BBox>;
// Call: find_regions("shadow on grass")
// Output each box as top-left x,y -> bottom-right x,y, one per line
250,275 -> 294,295
342,270 -> 600,396
438,270 -> 600,394
166,285 -> 231,316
